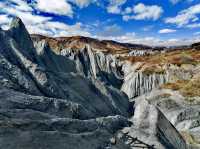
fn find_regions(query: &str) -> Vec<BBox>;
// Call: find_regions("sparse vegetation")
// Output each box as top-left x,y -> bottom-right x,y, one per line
180,77 -> 200,97
31,34 -> 151,55
155,93 -> 172,98
161,76 -> 200,98
160,80 -> 189,91
142,65 -> 166,75
180,131 -> 200,145
124,49 -> 200,74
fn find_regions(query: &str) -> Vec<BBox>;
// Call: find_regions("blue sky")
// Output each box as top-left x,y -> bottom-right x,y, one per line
0,0 -> 200,46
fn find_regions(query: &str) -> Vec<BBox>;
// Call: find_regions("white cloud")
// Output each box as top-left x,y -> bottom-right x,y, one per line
124,7 -> 132,14
95,32 -> 200,47
186,23 -> 200,28
123,3 -> 163,21
0,0 -> 199,47
0,15 -> 12,30
107,0 -> 127,14
68,0 -> 96,8
28,21 -> 91,37
9,0 -> 33,11
35,0 -> 73,17
159,29 -> 177,34
0,0 -> 51,25
0,0 -> 90,37
165,4 -> 200,27
170,0 -> 195,4
0,15 -> 11,24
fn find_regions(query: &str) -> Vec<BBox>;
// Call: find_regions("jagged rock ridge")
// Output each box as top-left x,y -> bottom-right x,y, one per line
0,17 -> 188,149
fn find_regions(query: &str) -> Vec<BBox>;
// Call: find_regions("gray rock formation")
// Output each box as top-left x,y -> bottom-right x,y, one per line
0,17 -> 188,149
0,17 -> 132,149
128,49 -> 158,56
58,45 -> 124,89
121,62 -> 168,98
138,89 -> 200,148
115,98 -> 187,149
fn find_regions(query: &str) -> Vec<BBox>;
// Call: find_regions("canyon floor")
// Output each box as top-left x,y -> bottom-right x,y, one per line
0,17 -> 200,149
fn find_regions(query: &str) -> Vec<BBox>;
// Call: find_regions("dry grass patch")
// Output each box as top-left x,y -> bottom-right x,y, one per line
160,80 -> 189,90
161,76 -> 200,98
142,65 -> 166,75
180,77 -> 200,97
123,49 -> 200,74
180,131 -> 200,145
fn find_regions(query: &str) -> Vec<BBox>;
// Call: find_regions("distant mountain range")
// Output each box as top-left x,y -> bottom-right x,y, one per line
31,34 -> 156,54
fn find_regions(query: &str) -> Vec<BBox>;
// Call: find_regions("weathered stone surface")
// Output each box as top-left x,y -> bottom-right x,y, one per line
0,17 -> 189,149
112,97 -> 187,149
59,45 -> 124,89
138,89 -> 200,148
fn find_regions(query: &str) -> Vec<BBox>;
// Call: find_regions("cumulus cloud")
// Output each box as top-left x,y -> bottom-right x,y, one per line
28,21 -> 91,37
68,0 -> 96,8
0,0 -> 91,37
0,0 -> 199,47
0,0 -> 32,12
9,0 -> 33,11
159,29 -> 177,34
34,0 -> 73,17
107,0 -> 127,14
0,14 -> 12,30
0,14 -> 11,24
0,1 -> 51,25
165,4 -> 200,27
123,3 -> 163,21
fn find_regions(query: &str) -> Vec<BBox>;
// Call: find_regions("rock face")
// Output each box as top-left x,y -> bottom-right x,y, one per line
121,65 -> 168,98
0,88 -> 131,149
139,89 -> 200,148
128,49 -> 158,56
0,17 -> 132,149
58,45 -> 124,89
0,17 -> 188,149
117,98 -> 187,149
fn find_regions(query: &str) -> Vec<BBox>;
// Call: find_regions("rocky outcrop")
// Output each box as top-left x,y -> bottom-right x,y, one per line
121,62 -> 168,98
0,88 -> 131,149
137,89 -> 200,148
0,17 -> 189,149
0,17 -> 134,149
121,61 -> 198,99
58,45 -> 124,89
1,17 -> 132,118
115,98 -> 187,149
128,49 -> 158,56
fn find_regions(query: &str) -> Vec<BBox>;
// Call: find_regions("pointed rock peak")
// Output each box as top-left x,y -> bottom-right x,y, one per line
8,17 -> 37,62
9,17 -> 30,40
8,16 -> 32,44
10,17 -> 25,29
